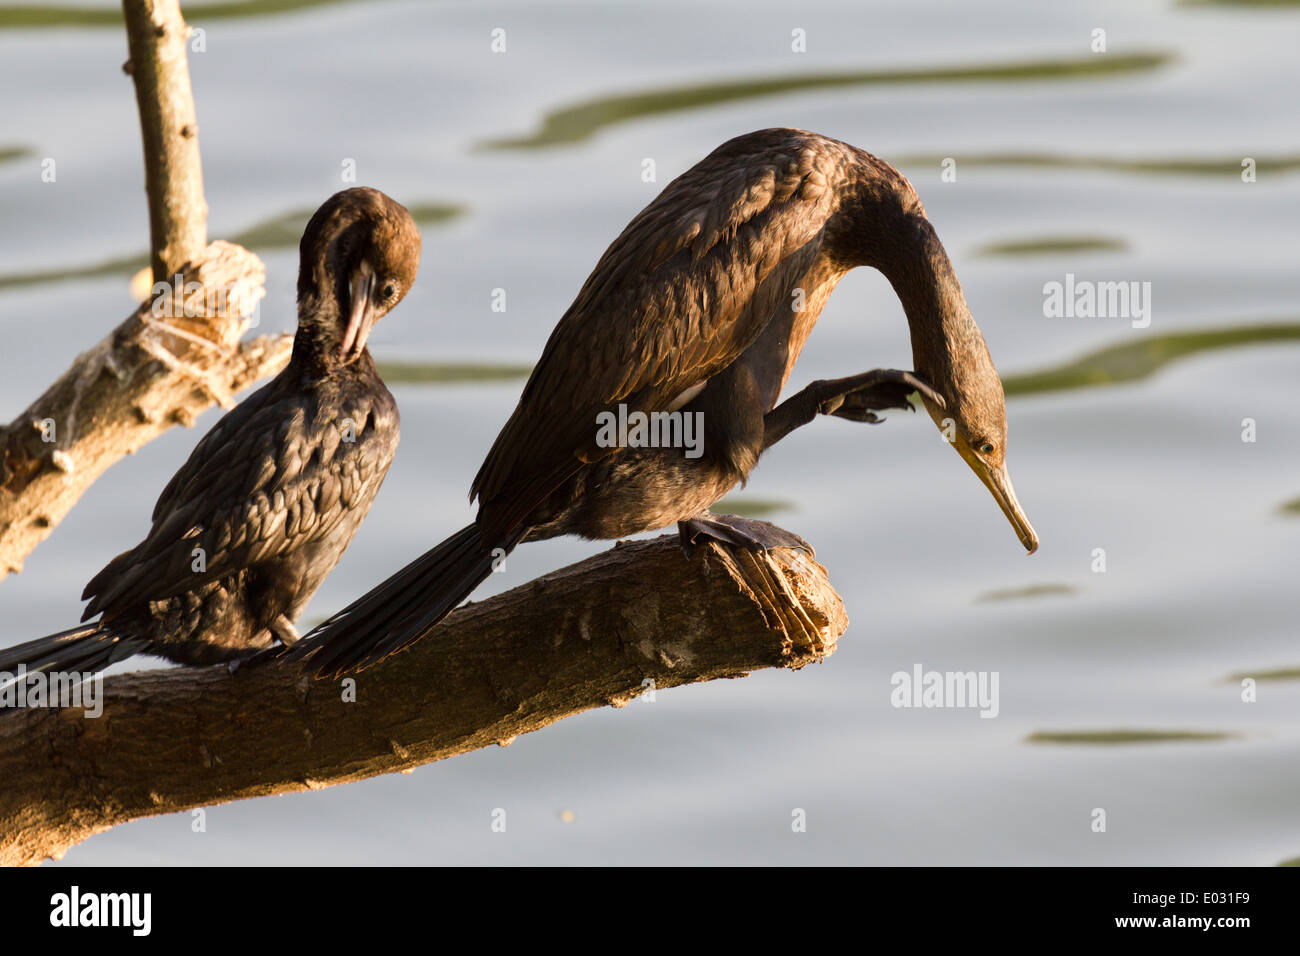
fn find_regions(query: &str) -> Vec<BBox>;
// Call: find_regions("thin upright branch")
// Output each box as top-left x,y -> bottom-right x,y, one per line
122,0 -> 207,282
0,0 -> 292,579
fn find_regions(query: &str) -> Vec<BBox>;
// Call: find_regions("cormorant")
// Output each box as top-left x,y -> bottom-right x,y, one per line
297,129 -> 1036,677
0,187 -> 420,678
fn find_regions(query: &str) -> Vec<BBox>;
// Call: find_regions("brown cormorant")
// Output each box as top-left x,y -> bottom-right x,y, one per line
296,129 -> 1037,677
0,187 -> 420,678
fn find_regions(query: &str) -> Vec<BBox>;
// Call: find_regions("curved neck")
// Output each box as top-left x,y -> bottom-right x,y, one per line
881,218 -> 985,398
292,289 -> 349,373
830,191 -> 989,402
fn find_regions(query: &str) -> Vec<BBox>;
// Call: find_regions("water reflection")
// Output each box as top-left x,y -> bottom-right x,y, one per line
0,0 -> 361,29
481,53 -> 1172,151
895,153 -> 1300,177
373,320 -> 1300,406
0,201 -> 462,292
1002,321 -> 1300,396
1026,730 -> 1238,745
975,583 -> 1077,602
977,236 -> 1128,257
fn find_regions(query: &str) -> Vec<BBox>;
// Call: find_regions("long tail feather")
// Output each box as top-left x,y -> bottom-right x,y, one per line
293,523 -> 525,677
0,622 -> 146,684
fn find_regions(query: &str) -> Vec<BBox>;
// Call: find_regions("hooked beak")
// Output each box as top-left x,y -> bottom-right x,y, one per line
920,395 -> 1038,555
973,459 -> 1038,554
339,261 -> 377,364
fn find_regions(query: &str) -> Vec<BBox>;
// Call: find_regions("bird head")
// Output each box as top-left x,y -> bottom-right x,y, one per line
298,187 -> 422,365
915,341 -> 1038,555
848,198 -> 1038,556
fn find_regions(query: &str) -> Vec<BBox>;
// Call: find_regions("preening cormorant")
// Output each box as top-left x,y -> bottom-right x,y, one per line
296,129 -> 1036,677
0,187 -> 420,678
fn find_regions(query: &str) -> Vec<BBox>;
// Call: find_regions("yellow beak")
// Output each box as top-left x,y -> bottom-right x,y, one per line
973,458 -> 1038,554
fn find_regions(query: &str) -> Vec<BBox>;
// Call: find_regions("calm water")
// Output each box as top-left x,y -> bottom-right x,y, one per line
2,0 -> 1298,865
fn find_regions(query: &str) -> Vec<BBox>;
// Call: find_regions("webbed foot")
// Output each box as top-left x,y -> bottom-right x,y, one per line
677,511 -> 814,557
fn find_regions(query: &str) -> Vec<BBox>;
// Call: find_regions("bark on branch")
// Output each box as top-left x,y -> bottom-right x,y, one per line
0,0 -> 292,579
122,0 -> 207,283
0,535 -> 846,866
0,244 -> 291,579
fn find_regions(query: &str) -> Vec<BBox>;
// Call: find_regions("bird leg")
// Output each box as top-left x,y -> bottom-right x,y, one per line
226,646 -> 283,675
677,370 -> 938,557
269,614 -> 302,647
762,368 -> 942,452
225,617 -> 299,675
678,511 -> 814,557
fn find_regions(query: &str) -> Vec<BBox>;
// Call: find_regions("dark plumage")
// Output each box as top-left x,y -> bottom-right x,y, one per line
0,187 -> 420,676
297,129 -> 1036,677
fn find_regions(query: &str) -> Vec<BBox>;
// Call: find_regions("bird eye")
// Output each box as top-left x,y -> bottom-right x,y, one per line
381,281 -> 398,300
977,442 -> 995,455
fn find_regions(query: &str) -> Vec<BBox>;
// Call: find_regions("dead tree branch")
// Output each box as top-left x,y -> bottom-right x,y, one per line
0,535 -> 845,866
0,0 -> 292,579
122,0 -> 207,282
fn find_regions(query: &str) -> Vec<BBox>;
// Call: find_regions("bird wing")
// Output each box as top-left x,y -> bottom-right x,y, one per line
82,375 -> 399,619
471,129 -> 852,534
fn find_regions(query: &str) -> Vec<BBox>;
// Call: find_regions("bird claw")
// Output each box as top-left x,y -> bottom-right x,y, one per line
226,646 -> 285,675
678,512 -> 815,557
817,393 -> 846,416
829,404 -> 886,423
816,368 -> 942,422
